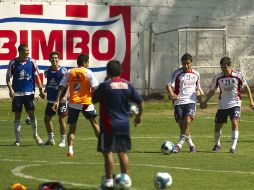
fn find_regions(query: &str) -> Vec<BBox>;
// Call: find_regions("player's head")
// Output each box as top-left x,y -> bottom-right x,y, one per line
18,44 -> 29,59
49,51 -> 60,67
220,56 -> 232,74
77,54 -> 89,67
107,60 -> 121,77
181,53 -> 192,71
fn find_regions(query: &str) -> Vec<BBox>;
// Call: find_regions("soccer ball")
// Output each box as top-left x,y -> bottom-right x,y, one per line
11,183 -> 27,190
161,141 -> 174,155
114,173 -> 132,189
154,172 -> 173,189
129,103 -> 139,116
25,116 -> 31,125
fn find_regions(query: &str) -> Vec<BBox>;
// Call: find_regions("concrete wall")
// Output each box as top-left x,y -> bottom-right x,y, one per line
1,0 -> 254,95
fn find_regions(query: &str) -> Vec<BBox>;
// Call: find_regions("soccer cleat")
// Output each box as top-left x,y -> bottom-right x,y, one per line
67,152 -> 73,157
229,148 -> 235,154
190,146 -> 196,153
34,136 -> 44,145
98,179 -> 114,190
173,145 -> 181,153
212,145 -> 221,152
44,139 -> 55,146
12,141 -> 20,146
58,140 -> 66,148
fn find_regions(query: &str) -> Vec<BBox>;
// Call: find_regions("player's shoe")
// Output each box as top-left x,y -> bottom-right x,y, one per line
229,148 -> 235,154
44,139 -> 55,146
67,152 -> 74,157
34,136 -> 44,145
98,179 -> 114,190
173,145 -> 181,153
190,146 -> 196,153
212,144 -> 221,152
58,139 -> 66,148
12,141 -> 20,146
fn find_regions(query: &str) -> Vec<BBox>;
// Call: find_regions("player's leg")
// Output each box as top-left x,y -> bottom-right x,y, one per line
229,106 -> 241,153
184,103 -> 196,152
118,152 -> 129,174
25,95 -> 44,145
88,117 -> 100,138
12,96 -> 22,146
58,102 -> 68,147
44,103 -> 56,145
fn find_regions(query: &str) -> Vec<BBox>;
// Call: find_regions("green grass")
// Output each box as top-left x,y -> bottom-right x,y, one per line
0,98 -> 254,190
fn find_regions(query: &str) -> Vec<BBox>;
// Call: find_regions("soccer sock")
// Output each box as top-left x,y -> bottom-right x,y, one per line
186,135 -> 195,147
231,130 -> 239,150
30,117 -> 38,137
177,134 -> 187,148
61,135 -> 66,141
48,132 -> 54,140
68,146 -> 74,154
214,130 -> 222,146
14,120 -> 21,143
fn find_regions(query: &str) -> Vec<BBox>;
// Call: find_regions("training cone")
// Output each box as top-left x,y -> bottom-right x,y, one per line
11,183 -> 27,190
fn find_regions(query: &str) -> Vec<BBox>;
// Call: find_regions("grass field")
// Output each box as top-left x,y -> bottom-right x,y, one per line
0,97 -> 254,190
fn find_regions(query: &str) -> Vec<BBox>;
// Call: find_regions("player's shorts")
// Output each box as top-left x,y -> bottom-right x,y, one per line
67,106 -> 97,124
12,94 -> 35,113
45,102 -> 68,117
97,133 -> 131,153
215,106 -> 241,123
174,103 -> 196,122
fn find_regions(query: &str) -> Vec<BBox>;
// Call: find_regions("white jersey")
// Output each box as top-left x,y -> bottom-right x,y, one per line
168,68 -> 201,106
209,69 -> 247,109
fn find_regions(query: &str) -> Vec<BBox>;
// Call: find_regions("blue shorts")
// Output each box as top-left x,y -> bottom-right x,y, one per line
67,106 -> 97,124
12,94 -> 35,113
45,102 -> 68,117
215,106 -> 241,123
97,133 -> 131,153
174,103 -> 196,122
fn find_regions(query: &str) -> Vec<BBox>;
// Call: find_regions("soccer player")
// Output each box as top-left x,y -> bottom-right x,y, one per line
43,51 -> 68,147
52,54 -> 100,157
6,44 -> 46,146
92,60 -> 143,189
166,53 -> 202,153
202,56 -> 254,153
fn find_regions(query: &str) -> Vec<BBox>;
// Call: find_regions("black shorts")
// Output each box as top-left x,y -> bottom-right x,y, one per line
45,102 -> 68,117
97,133 -> 131,153
174,103 -> 196,122
12,94 -> 35,113
67,106 -> 97,124
215,106 -> 241,123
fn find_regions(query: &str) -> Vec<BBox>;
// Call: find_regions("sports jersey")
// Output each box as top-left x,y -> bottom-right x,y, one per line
60,67 -> 98,109
6,57 -> 39,96
168,68 -> 201,106
92,77 -> 143,135
209,69 -> 247,109
44,66 -> 67,102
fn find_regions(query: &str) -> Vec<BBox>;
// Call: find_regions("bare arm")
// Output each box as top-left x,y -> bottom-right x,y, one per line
166,84 -> 177,101
245,85 -> 254,109
134,101 -> 144,127
196,89 -> 203,103
202,89 -> 216,108
6,74 -> 15,99
52,85 -> 66,111
35,74 -> 46,99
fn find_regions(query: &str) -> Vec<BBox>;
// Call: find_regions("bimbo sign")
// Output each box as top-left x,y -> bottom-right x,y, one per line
0,3 -> 131,84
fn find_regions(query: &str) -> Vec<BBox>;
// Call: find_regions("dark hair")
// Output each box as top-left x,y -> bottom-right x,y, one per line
49,51 -> 60,60
77,54 -> 89,66
181,53 -> 192,63
18,44 -> 28,52
220,56 -> 231,66
107,60 -> 121,77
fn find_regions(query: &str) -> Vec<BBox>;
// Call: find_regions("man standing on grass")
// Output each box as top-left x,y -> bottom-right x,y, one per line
6,44 -> 45,146
201,56 -> 254,153
92,60 -> 143,189
43,51 -> 68,147
166,53 -> 203,153
52,54 -> 100,157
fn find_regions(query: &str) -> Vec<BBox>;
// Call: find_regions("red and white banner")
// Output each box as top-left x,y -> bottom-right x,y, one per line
0,3 -> 131,84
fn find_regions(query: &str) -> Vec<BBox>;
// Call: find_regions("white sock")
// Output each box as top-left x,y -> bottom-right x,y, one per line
186,135 -> 195,147
14,120 -> 21,143
231,130 -> 239,150
214,130 -> 222,146
68,146 -> 73,154
48,132 -> 54,140
30,117 -> 38,137
61,135 -> 66,141
177,134 -> 187,148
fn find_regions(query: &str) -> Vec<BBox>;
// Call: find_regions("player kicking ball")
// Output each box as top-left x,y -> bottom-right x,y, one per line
201,56 -> 254,153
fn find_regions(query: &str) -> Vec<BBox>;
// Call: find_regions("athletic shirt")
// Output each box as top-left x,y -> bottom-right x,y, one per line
44,66 -> 67,102
92,77 -> 143,135
7,57 -> 39,96
209,69 -> 247,109
60,67 -> 98,105
168,67 -> 201,106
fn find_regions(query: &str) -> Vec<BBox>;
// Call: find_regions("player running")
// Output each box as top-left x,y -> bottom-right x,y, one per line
43,51 -> 68,147
202,56 -> 254,153
166,53 -> 203,153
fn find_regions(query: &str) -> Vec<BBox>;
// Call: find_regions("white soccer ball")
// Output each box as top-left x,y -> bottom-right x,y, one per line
114,173 -> 132,190
161,141 -> 174,155
129,104 -> 139,116
25,116 -> 31,125
154,172 -> 173,189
